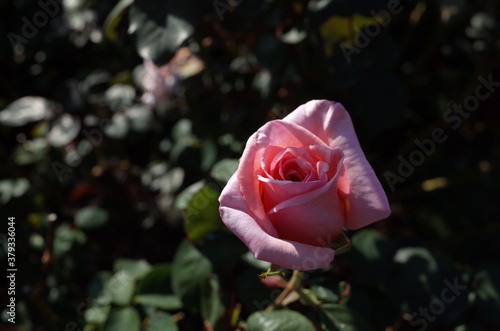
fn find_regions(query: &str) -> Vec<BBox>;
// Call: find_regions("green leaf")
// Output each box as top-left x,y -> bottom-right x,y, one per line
252,70 -> 272,99
385,247 -> 468,318
134,294 -> 182,310
114,259 -> 152,279
104,0 -> 134,42
0,96 -> 54,127
171,239 -> 212,312
14,138 -> 49,165
210,158 -> 239,183
84,304 -> 111,324
46,114 -> 81,148
200,138 -> 217,172
103,307 -> 140,331
104,84 -> 136,111
128,0 -> 203,65
106,271 -> 136,306
0,178 -> 30,204
473,265 -> 500,326
75,206 -> 109,230
319,304 -> 372,331
104,112 -> 129,139
297,288 -> 322,306
311,285 -> 339,304
136,264 -> 175,295
147,312 -> 178,331
176,181 -> 224,243
279,28 -> 307,44
174,180 -> 204,210
349,229 -> 397,287
127,104 -> 154,132
200,275 -> 224,329
199,232 -> 247,269
53,224 -> 87,257
246,310 -> 315,331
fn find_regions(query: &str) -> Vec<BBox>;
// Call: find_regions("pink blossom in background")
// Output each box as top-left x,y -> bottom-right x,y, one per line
142,47 -> 204,109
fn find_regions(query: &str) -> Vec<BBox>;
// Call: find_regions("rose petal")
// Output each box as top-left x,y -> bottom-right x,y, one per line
266,151 -> 345,246
283,100 -> 391,229
237,120 -> 328,225
258,177 -> 325,212
219,175 -> 335,270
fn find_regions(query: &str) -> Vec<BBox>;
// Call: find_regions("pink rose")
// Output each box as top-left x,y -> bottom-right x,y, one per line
218,100 -> 390,270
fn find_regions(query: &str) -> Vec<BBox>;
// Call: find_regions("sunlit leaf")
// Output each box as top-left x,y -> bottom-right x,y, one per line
84,304 -> 110,324
246,310 -> 315,331
104,0 -> 134,42
134,294 -> 182,310
103,307 -> 140,331
13,138 -> 49,165
53,224 -> 87,257
105,84 -> 136,111
104,113 -> 129,139
147,312 -> 178,331
0,178 -> 30,204
46,114 -> 81,147
114,259 -> 152,279
279,28 -> 307,44
176,182 -> 224,243
129,0 -> 203,65
126,104 -> 153,132
0,97 -> 54,127
210,158 -> 239,184
105,271 -> 136,306
75,206 -> 109,230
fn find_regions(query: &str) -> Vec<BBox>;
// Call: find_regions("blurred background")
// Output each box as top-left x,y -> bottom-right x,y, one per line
1,0 -> 500,330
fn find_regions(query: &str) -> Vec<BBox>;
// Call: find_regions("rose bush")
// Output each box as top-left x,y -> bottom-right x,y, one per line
219,100 -> 390,270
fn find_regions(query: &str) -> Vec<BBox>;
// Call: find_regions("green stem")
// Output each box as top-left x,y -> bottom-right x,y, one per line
258,270 -> 285,278
266,270 -> 303,311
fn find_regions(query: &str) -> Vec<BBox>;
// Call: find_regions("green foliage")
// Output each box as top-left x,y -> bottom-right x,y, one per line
103,307 -> 141,331
128,0 -> 202,65
146,312 -> 178,331
246,310 -> 316,331
171,239 -> 212,312
320,304 -> 373,331
75,206 -> 109,230
1,0 -> 500,330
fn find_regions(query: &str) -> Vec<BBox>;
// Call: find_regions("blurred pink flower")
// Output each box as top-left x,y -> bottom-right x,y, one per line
142,48 -> 204,108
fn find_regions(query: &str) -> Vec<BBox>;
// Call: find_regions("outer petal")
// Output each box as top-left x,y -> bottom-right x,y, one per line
283,100 -> 391,229
266,173 -> 345,247
219,175 -> 335,270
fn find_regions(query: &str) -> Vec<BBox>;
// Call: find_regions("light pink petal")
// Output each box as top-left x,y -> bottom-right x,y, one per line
258,177 -> 325,212
237,120 -> 328,225
283,100 -> 391,229
266,154 -> 345,246
219,176 -> 335,270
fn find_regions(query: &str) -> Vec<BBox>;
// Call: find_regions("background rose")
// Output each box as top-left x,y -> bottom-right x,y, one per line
219,100 -> 391,270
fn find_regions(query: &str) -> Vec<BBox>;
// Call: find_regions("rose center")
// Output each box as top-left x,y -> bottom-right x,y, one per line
286,173 -> 302,182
